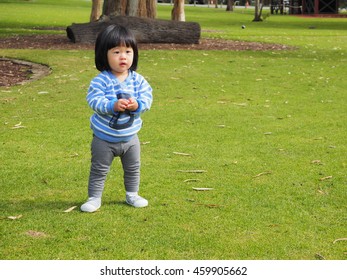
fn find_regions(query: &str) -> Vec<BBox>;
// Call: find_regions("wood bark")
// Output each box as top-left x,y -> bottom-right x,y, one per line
66,16 -> 200,44
90,0 -> 103,22
127,0 -> 139,16
103,0 -> 118,17
102,0 -> 156,18
146,0 -> 156,19
253,0 -> 264,21
171,0 -> 185,21
226,0 -> 234,12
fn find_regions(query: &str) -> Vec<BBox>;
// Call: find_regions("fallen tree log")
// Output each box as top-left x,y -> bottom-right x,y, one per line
66,16 -> 201,45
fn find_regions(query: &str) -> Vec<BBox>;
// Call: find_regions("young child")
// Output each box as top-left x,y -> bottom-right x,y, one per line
81,25 -> 153,212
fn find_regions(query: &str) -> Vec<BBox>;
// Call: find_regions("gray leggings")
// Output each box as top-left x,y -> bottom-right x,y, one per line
87,134 -> 141,198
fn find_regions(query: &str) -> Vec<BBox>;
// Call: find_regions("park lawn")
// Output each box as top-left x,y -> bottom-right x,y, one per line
0,1 -> 346,260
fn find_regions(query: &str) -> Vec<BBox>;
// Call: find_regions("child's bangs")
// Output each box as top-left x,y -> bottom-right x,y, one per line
107,29 -> 135,49
119,39 -> 133,48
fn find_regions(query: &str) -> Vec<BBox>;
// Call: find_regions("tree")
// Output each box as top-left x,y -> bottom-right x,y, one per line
145,0 -> 157,19
226,0 -> 234,12
171,0 -> 185,21
101,0 -> 156,19
253,0 -> 264,21
90,0 -> 103,22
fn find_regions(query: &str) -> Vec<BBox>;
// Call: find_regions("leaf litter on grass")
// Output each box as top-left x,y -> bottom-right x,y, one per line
192,187 -> 214,191
184,179 -> 201,183
26,230 -> 48,238
253,171 -> 272,178
7,214 -> 23,220
63,206 -> 77,213
173,152 -> 192,156
319,175 -> 333,181
11,122 -> 25,129
333,238 -> 347,244
177,170 -> 207,173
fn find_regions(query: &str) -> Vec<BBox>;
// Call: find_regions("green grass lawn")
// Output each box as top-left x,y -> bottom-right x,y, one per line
0,0 -> 346,260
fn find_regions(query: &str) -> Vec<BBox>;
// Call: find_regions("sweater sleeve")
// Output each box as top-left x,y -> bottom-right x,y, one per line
86,74 -> 116,115
131,73 -> 153,115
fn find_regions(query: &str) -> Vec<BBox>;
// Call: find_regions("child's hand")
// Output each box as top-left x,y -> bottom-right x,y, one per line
114,99 -> 129,112
126,98 -> 139,112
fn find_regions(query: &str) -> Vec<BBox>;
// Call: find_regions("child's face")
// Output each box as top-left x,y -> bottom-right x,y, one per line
107,44 -> 134,77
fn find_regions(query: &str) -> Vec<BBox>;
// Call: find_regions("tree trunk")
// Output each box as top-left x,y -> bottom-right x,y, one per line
146,0 -> 156,19
103,0 -> 117,17
90,0 -> 103,22
253,0 -> 263,21
137,0 -> 148,18
171,0 -> 185,21
118,0 -> 127,16
226,0 -> 234,12
102,0 -> 156,18
66,15 -> 200,44
127,0 -> 139,16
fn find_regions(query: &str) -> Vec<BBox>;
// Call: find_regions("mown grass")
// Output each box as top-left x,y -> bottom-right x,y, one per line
0,1 -> 346,260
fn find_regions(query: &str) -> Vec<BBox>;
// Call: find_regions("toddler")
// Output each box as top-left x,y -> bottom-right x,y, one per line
81,25 -> 153,212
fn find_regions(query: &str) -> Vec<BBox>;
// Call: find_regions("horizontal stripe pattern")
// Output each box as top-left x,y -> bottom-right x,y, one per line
87,70 -> 152,142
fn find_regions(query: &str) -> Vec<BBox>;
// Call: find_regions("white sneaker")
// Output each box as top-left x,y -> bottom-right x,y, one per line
126,194 -> 148,208
80,197 -> 101,212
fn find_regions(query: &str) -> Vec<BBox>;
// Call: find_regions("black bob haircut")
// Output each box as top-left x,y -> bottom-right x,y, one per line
95,24 -> 138,72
